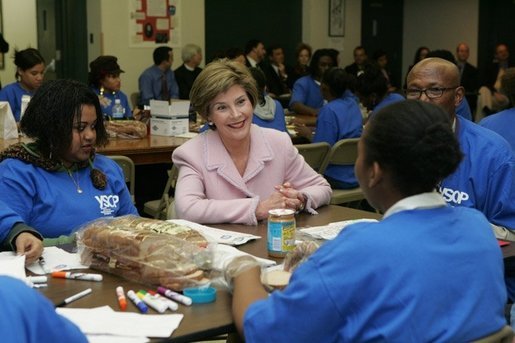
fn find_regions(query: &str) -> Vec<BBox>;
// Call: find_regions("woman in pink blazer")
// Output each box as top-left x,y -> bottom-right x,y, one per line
172,60 -> 331,225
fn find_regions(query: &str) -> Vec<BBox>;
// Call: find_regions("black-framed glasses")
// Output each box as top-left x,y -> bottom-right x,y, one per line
405,87 -> 459,99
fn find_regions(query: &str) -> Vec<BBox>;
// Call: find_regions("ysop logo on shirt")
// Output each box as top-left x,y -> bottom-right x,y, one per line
439,187 -> 470,204
95,195 -> 119,215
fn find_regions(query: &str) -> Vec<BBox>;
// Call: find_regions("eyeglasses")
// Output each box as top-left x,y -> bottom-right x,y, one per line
405,87 -> 459,99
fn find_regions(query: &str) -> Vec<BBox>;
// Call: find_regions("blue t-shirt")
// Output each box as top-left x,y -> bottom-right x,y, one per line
456,97 -> 472,121
479,107 -> 515,151
0,276 -> 88,343
244,206 -> 506,342
0,154 -> 138,238
252,97 -> 287,132
92,87 -> 132,119
368,92 -> 405,121
313,91 -> 363,187
0,82 -> 33,121
289,75 -> 324,110
439,116 -> 515,229
138,65 -> 180,106
0,200 -> 24,245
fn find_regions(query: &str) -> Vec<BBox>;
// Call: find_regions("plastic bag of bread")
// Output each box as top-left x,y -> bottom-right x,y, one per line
104,120 -> 148,139
76,215 -> 211,291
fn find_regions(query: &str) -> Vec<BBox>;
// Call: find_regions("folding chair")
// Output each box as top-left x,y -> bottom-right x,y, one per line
295,142 -> 331,173
108,155 -> 136,204
143,164 -> 179,219
319,138 -> 365,205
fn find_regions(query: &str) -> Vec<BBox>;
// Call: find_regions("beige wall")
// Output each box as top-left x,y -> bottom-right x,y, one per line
303,0 -> 362,68
0,0 -> 38,86
98,0 -> 205,99
403,0 -> 479,78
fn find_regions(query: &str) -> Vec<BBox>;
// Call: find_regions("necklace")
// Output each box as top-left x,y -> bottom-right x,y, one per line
99,86 -> 116,97
66,168 -> 83,194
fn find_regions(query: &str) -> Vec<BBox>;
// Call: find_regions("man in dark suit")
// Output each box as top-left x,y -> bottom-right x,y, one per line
477,43 -> 513,121
344,46 -> 369,77
456,43 -> 479,118
244,39 -> 266,69
174,43 -> 203,100
262,45 -> 291,99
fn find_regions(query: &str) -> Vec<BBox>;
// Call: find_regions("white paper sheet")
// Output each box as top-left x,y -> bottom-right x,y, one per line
25,246 -> 88,275
299,218 -> 379,240
0,253 -> 27,281
212,244 -> 276,270
57,307 -> 183,338
169,219 -> 261,246
87,335 -> 149,343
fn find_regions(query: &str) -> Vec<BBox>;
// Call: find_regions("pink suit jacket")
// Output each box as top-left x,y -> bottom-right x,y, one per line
172,125 -> 331,225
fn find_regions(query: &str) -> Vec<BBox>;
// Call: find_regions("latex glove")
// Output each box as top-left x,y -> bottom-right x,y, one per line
283,240 -> 320,272
224,255 -> 261,291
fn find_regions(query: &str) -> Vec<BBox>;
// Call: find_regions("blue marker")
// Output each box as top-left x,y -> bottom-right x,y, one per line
127,289 -> 148,313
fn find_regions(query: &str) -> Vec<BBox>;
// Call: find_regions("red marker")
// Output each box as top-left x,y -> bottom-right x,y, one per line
116,286 -> 127,311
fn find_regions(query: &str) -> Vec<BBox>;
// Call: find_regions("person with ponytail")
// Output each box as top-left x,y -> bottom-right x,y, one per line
227,100 -> 506,342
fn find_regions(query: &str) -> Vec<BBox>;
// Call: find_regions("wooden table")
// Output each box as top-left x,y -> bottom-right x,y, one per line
38,205 -> 380,342
98,135 -> 189,165
35,205 -> 515,341
0,135 -> 190,165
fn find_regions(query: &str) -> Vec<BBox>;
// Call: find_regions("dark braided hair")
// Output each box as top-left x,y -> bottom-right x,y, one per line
364,100 -> 463,196
20,79 -> 108,159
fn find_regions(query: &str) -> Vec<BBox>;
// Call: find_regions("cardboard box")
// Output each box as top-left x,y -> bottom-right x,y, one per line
149,100 -> 190,137
150,116 -> 189,136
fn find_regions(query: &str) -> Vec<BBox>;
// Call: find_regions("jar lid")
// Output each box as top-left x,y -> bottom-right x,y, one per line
268,209 -> 295,216
183,287 -> 217,304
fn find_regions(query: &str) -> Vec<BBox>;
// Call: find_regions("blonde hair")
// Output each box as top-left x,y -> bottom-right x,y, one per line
189,60 -> 258,120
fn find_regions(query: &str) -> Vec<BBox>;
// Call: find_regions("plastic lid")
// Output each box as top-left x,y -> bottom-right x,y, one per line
183,287 -> 216,304
268,209 -> 295,216
115,99 -> 121,104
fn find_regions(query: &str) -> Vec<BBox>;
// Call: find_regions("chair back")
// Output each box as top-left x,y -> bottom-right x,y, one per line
319,138 -> 360,174
130,92 -> 140,109
108,155 -> 136,204
295,142 -> 331,172
472,325 -> 514,343
158,164 -> 179,217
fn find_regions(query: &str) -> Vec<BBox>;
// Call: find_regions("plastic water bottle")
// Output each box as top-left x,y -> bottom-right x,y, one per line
112,99 -> 124,119
20,95 -> 31,121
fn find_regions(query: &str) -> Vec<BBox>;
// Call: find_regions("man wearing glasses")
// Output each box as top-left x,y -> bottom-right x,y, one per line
406,57 -> 515,242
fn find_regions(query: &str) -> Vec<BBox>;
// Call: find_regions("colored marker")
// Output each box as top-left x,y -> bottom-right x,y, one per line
55,288 -> 92,307
52,271 -> 103,282
27,276 -> 48,284
136,290 -> 168,313
38,257 -> 51,274
116,286 -> 127,311
157,286 -> 192,306
127,290 -> 148,313
148,290 -> 178,311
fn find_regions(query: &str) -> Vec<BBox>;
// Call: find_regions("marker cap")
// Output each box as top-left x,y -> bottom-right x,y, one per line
183,287 -> 216,304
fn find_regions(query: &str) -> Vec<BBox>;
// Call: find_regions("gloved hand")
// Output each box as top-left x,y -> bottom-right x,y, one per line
283,240 -> 320,272
224,255 -> 261,291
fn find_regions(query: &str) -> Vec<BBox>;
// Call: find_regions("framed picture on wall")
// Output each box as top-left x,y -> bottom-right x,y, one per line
329,0 -> 345,37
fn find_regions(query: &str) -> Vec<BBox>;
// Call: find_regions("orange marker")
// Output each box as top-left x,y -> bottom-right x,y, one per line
116,286 -> 127,311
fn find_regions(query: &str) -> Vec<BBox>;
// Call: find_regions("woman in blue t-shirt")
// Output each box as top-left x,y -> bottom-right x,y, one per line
227,100 -> 506,342
0,48 -> 45,121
